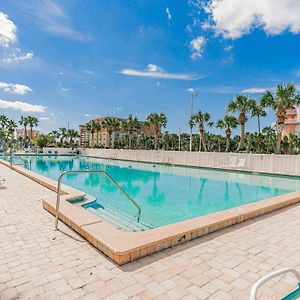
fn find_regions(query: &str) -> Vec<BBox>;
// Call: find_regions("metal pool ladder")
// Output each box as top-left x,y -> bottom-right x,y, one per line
9,154 -> 29,169
54,170 -> 141,230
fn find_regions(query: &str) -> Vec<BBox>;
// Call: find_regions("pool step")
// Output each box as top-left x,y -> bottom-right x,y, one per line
86,206 -> 153,232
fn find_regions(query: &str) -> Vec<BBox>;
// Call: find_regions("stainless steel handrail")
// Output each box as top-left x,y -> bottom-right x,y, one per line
9,154 -> 29,169
54,170 -> 141,230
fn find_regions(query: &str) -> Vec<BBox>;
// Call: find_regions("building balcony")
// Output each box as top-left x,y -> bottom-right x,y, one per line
284,118 -> 300,124
286,108 -> 297,115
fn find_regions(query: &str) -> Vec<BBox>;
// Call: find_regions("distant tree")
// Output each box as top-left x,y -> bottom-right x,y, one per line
227,95 -> 254,151
27,116 -> 39,140
216,115 -> 239,152
101,118 -> 120,148
261,83 -> 300,154
192,110 -> 213,152
19,116 -> 29,138
146,113 -> 167,150
251,100 -> 267,134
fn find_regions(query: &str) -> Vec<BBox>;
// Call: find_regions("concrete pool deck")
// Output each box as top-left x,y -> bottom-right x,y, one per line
1,157 -> 300,267
2,163 -> 300,299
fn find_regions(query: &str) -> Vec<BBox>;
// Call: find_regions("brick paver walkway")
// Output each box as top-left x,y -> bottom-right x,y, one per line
1,163 -> 300,299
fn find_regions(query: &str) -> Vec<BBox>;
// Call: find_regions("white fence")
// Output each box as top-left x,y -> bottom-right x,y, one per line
80,149 -> 300,176
43,147 -> 77,155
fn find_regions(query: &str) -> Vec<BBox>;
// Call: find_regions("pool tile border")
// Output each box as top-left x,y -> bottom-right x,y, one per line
2,158 -> 300,265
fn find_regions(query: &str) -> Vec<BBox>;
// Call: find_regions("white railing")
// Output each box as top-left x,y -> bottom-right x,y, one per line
80,148 -> 300,176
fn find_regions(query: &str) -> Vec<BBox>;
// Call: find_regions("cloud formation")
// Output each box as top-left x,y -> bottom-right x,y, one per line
0,82 -> 32,95
0,99 -> 46,112
118,64 -> 201,80
241,87 -> 271,94
204,0 -> 300,40
166,7 -> 172,21
19,0 -> 85,41
0,12 -> 17,47
2,51 -> 33,64
190,36 -> 206,59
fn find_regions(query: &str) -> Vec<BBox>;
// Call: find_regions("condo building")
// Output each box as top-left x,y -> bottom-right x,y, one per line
283,106 -> 300,136
79,116 -> 156,148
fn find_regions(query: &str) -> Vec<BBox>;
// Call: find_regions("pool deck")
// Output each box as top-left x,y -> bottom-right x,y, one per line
1,164 -> 300,299
2,158 -> 300,267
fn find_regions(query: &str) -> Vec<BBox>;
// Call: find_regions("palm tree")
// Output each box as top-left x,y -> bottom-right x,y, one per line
101,118 -> 120,148
227,95 -> 254,151
261,83 -> 300,154
122,115 -> 140,149
19,116 -> 29,138
58,127 -> 67,145
6,120 -> 17,151
94,122 -> 102,146
67,129 -> 79,146
86,121 -> 96,147
27,116 -> 39,140
146,113 -> 167,150
251,100 -> 267,134
216,115 -> 239,152
0,115 -> 9,129
192,111 -> 213,152
188,117 -> 195,151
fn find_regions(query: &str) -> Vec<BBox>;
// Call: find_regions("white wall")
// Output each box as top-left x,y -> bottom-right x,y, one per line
80,148 -> 300,176
43,147 -> 77,155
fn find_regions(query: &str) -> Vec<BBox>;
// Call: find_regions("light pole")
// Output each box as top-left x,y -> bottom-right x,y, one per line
188,89 -> 197,151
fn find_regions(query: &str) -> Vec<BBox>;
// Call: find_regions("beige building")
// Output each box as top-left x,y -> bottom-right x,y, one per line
79,116 -> 157,148
16,129 -> 40,139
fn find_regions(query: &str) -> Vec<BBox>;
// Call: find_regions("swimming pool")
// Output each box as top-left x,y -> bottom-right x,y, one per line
3,154 -> 300,229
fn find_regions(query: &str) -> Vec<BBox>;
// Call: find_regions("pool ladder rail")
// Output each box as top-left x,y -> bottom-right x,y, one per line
9,154 -> 30,169
54,170 -> 142,230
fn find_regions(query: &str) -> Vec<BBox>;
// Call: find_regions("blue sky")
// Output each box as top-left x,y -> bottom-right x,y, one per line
1,0 -> 300,135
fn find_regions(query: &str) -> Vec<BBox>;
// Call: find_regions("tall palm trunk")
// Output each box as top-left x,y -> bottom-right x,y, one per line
225,129 -> 231,152
201,132 -> 207,152
30,126 -> 33,140
236,122 -> 245,152
257,115 -> 261,134
199,130 -> 202,152
91,132 -> 94,147
96,131 -> 99,146
129,131 -> 132,150
24,125 -> 27,138
154,132 -> 158,150
189,127 -> 192,151
275,131 -> 282,154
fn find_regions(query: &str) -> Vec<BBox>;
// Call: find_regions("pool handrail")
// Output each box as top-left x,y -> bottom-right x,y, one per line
54,169 -> 142,230
250,268 -> 300,300
9,154 -> 29,169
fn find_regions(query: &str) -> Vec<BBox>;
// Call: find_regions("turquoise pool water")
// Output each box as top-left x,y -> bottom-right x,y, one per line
2,155 -> 300,227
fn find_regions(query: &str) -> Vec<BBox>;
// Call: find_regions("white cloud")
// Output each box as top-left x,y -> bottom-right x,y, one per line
0,12 -> 17,47
187,88 -> 196,93
0,82 -> 32,95
61,87 -> 70,92
116,106 -> 123,111
19,0 -> 85,41
118,64 -> 201,80
190,36 -> 206,59
224,45 -> 233,52
83,70 -> 94,74
205,0 -> 300,40
2,51 -> 33,64
166,7 -> 172,21
39,117 -> 49,121
84,113 -> 90,117
0,99 -> 46,112
241,87 -> 271,94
